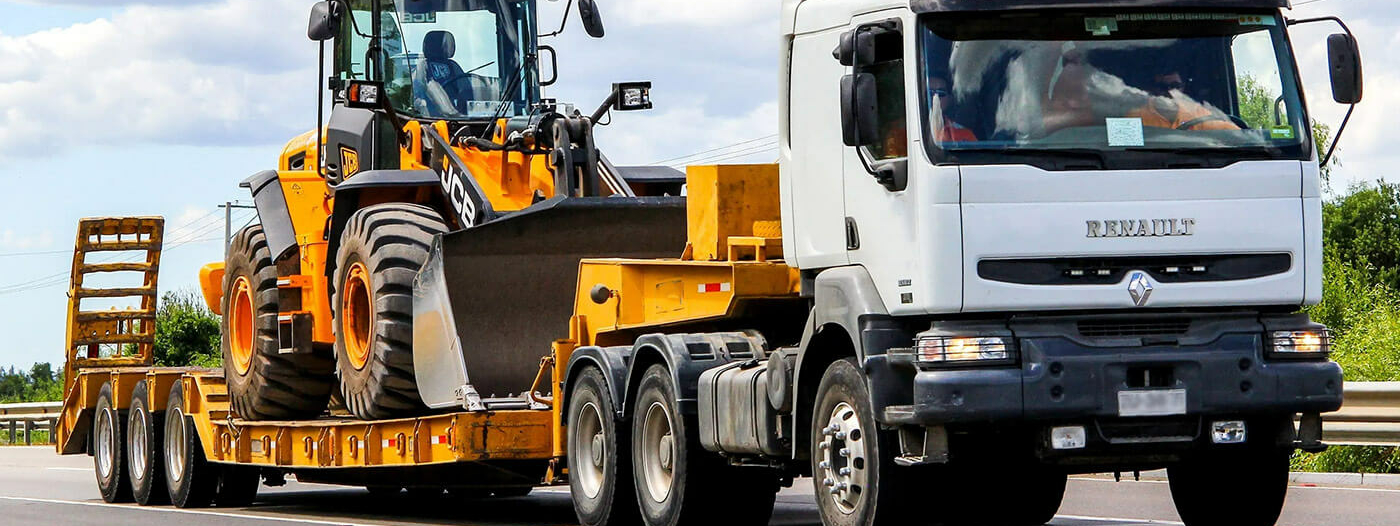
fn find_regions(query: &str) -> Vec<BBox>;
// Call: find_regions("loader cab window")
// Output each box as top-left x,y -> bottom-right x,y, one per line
918,10 -> 1311,170
335,0 -> 377,82
378,0 -> 540,122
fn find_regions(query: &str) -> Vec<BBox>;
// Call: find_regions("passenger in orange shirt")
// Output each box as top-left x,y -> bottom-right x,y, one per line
1131,70 -> 1240,131
928,72 -> 978,143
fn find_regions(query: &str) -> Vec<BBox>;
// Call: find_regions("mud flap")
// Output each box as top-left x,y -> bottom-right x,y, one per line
413,196 -> 687,409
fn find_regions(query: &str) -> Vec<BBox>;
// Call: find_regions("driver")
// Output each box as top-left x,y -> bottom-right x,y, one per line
1129,69 -> 1240,131
928,71 -> 978,143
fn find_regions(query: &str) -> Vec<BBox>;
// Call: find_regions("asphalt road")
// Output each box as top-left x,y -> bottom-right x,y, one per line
1,446 -> 1397,526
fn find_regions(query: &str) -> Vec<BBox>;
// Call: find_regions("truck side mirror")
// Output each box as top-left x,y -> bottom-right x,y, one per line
834,27 -> 887,67
841,73 -> 879,147
578,0 -> 606,39
308,1 -> 340,42
1327,33 -> 1363,104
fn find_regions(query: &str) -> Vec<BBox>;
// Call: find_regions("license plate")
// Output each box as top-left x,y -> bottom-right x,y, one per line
1117,389 -> 1187,417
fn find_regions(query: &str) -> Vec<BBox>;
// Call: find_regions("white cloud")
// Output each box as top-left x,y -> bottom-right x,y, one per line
0,228 -> 53,250
0,0 -> 317,160
609,0 -> 776,28
596,99 -> 779,166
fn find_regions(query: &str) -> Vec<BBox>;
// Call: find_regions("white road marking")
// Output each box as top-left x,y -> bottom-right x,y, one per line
1055,514 -> 1183,524
0,496 -> 377,526
1071,476 -> 1400,494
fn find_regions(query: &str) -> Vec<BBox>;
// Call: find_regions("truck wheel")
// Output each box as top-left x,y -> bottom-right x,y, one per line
164,380 -> 218,508
224,224 -> 336,420
631,364 -> 779,526
94,382 -> 133,503
214,465 -> 261,507
811,358 -> 909,526
127,380 -> 168,505
1168,446 -> 1289,526
568,366 -> 638,526
333,203 -> 447,420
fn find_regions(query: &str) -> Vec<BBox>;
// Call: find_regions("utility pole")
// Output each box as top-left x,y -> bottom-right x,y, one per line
219,202 -> 257,258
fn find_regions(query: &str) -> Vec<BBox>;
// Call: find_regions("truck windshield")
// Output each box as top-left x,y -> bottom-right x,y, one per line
918,11 -> 1311,170
350,0 -> 538,121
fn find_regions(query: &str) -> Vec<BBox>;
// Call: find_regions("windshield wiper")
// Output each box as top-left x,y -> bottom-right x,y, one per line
949,147 -> 1106,170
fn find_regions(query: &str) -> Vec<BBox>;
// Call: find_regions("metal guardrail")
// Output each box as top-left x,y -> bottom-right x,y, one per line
1324,382 -> 1400,447
0,401 -> 61,446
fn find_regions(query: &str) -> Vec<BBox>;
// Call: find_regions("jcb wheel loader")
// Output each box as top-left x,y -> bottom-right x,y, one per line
199,0 -> 677,421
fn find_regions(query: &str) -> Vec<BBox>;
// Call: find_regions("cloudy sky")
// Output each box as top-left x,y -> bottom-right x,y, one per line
0,0 -> 1388,371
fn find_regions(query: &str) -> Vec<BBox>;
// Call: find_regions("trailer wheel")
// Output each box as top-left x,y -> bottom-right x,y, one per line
164,380 -> 218,508
127,380 -> 168,505
811,358 -> 911,526
631,364 -> 778,526
224,224 -> 336,420
214,465 -> 261,507
94,382 -> 133,503
1168,446 -> 1289,526
568,366 -> 638,526
333,203 -> 447,420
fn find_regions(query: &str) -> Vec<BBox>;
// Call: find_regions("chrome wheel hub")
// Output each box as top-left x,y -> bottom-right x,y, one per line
573,402 -> 606,499
95,408 -> 115,479
640,401 -> 676,503
819,401 -> 867,514
165,407 -> 186,483
129,411 -> 148,478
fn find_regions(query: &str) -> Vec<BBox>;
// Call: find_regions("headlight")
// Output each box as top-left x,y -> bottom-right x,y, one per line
916,336 -> 1013,364
1269,329 -> 1330,357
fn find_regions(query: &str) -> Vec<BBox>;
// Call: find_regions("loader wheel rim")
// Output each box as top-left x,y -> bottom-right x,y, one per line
573,401 -> 606,499
96,407 -> 115,479
640,401 -> 676,503
342,262 -> 373,371
229,276 -> 255,376
820,401 -> 867,514
165,407 -> 186,482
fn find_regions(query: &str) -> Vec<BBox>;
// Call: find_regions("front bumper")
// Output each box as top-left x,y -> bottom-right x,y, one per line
876,315 -> 1344,428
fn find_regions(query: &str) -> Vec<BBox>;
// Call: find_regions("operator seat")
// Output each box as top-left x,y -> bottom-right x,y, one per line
419,30 -> 501,115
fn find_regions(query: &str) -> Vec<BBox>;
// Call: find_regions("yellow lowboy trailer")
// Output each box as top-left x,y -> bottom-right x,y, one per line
56,166 -> 803,515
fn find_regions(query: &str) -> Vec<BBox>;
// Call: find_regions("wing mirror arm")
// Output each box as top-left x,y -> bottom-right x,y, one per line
1288,16 -> 1363,167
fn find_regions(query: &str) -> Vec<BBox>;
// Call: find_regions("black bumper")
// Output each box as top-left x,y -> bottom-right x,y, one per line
876,315 -> 1344,428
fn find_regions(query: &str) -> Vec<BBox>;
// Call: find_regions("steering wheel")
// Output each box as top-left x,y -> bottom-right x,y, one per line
1176,114 -> 1248,131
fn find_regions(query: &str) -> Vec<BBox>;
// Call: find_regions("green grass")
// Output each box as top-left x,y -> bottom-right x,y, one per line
0,429 -> 51,445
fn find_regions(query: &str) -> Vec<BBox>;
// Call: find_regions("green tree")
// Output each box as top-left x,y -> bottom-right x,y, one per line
1237,75 -> 1339,183
151,289 -> 223,368
1321,182 -> 1400,291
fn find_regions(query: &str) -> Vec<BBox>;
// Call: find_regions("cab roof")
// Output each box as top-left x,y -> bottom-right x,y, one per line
912,0 -> 1290,12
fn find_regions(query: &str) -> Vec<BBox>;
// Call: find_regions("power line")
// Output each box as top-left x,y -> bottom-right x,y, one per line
670,140 -> 779,168
649,135 -> 779,166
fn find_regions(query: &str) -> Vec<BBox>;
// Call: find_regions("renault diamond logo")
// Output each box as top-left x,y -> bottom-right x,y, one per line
1128,272 -> 1153,307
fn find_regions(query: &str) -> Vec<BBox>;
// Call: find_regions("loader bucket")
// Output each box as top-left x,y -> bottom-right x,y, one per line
413,196 -> 687,408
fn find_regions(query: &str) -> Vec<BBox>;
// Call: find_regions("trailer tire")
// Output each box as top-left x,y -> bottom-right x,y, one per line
94,382 -> 134,503
333,203 -> 447,420
811,358 -> 911,526
568,366 -> 638,526
127,380 -> 168,505
164,381 -> 218,508
631,364 -> 778,526
215,465 -> 261,507
224,224 -> 336,420
1168,446 -> 1289,526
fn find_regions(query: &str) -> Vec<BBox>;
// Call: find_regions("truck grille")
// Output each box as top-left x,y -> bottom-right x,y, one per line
1078,319 -> 1191,338
978,253 -> 1291,285
1096,417 -> 1200,444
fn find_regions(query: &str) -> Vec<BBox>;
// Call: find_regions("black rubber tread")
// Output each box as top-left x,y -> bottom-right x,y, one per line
94,382 -> 134,503
333,203 -> 447,420
214,465 -> 261,507
223,224 -> 336,420
127,381 -> 169,505
165,381 -> 218,508
811,358 -> 915,526
568,367 -> 639,526
1168,446 -> 1290,526
631,364 -> 778,526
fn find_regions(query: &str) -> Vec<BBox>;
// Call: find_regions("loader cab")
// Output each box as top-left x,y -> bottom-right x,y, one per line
780,0 -> 1360,317
315,0 -> 545,174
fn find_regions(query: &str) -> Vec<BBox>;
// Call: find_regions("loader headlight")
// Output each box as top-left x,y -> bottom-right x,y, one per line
916,336 -> 1014,365
345,80 -> 385,109
612,81 -> 653,111
1268,329 -> 1331,358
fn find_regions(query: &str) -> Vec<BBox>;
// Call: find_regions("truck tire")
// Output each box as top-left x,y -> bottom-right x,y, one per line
224,224 -> 336,420
333,203 -> 447,420
127,380 -> 168,505
811,358 -> 910,526
215,465 -> 261,507
1168,446 -> 1289,526
94,382 -> 133,503
568,366 -> 638,526
631,364 -> 779,526
164,381 -> 218,508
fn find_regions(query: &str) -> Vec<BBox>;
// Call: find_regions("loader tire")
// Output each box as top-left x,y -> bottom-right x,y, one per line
333,203 -> 448,420
223,224 -> 336,420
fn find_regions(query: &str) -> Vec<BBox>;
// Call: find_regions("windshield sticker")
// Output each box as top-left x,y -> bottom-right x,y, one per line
402,12 -> 437,24
1270,126 -> 1296,140
1106,118 -> 1146,147
1085,18 -> 1119,36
